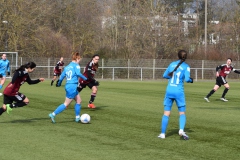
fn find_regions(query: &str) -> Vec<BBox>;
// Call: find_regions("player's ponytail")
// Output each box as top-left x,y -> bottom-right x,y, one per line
168,50 -> 187,77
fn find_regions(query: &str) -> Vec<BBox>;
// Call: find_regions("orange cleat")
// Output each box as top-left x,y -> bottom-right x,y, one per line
88,103 -> 96,109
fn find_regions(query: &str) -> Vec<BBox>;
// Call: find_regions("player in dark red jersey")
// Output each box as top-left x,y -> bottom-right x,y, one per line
77,54 -> 100,109
0,62 -> 45,116
51,57 -> 64,86
204,58 -> 240,102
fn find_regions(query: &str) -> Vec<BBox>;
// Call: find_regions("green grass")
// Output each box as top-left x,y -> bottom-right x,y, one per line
1,80 -> 240,160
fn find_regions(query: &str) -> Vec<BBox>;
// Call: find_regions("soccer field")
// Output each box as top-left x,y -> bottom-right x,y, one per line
0,80 -> 240,160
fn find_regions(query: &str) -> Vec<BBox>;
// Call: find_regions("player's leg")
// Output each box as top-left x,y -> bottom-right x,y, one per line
0,76 -> 6,90
49,84 -> 74,123
0,94 -> 14,115
204,82 -> 220,102
176,96 -> 189,140
9,93 -> 29,108
158,97 -> 173,139
74,94 -> 82,122
221,83 -> 230,101
51,73 -> 57,86
88,83 -> 98,109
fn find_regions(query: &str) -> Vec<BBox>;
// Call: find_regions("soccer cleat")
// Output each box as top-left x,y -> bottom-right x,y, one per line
179,131 -> 189,140
158,133 -> 165,139
220,98 -> 228,102
6,104 -> 12,114
204,97 -> 210,102
75,117 -> 80,123
88,103 -> 96,109
49,113 -> 56,123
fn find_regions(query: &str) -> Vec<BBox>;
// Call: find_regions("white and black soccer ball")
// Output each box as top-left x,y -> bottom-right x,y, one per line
80,114 -> 91,124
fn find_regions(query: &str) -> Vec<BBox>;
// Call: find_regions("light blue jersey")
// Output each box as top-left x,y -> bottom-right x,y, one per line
163,60 -> 192,111
58,62 -> 87,99
0,59 -> 10,77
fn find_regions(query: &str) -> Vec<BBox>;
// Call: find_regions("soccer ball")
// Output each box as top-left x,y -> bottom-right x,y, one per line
80,113 -> 91,123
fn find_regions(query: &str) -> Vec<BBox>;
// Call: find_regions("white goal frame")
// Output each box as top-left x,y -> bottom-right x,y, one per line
0,52 -> 18,78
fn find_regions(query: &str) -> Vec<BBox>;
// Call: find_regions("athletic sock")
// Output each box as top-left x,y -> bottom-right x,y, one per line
54,104 -> 66,115
0,107 -> 5,115
179,114 -> 186,130
89,93 -> 96,104
161,115 -> 169,134
74,103 -> 81,116
11,102 -> 27,108
222,88 -> 229,98
206,89 -> 215,98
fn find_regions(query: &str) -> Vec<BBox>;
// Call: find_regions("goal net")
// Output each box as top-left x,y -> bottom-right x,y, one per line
0,52 -> 18,78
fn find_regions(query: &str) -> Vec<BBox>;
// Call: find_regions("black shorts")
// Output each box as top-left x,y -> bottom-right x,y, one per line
80,81 -> 95,89
216,76 -> 227,87
53,72 -> 61,77
4,92 -> 26,104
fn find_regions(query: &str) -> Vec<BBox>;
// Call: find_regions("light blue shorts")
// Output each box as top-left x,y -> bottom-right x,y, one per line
65,83 -> 78,99
163,96 -> 186,112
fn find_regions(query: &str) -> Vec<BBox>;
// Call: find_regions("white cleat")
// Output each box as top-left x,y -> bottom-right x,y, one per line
158,133 -> 165,139
220,98 -> 228,102
179,130 -> 189,140
204,97 -> 210,102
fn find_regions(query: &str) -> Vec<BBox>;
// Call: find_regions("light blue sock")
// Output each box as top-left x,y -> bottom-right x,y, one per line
74,104 -> 81,116
0,85 -> 2,89
161,115 -> 169,134
54,104 -> 66,115
179,114 -> 186,130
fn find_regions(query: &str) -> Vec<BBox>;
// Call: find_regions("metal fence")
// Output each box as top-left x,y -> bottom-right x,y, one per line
8,57 -> 240,81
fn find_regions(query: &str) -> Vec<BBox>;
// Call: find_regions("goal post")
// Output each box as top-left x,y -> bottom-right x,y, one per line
0,52 -> 18,77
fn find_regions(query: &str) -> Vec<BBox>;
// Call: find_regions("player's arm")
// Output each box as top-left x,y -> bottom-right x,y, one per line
163,65 -> 171,79
57,69 -> 66,86
86,62 -> 95,81
76,66 -> 87,80
7,61 -> 10,75
26,75 -> 41,85
232,68 -> 240,74
184,66 -> 193,83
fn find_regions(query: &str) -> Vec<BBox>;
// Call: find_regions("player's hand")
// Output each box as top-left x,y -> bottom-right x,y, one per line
39,78 -> 45,82
7,72 -> 10,76
216,72 -> 219,77
77,87 -> 81,92
56,83 -> 61,87
189,78 -> 193,83
94,80 -> 100,86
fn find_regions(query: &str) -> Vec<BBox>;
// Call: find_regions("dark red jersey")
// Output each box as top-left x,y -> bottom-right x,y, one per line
79,61 -> 97,84
54,61 -> 64,73
216,64 -> 240,78
3,70 -> 40,96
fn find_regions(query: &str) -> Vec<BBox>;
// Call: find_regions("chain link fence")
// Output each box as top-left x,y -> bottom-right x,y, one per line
8,57 -> 240,81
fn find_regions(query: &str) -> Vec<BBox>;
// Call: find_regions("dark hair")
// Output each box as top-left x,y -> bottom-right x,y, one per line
15,62 -> 36,72
168,50 -> 188,77
92,54 -> 99,59
227,58 -> 232,62
92,54 -> 99,70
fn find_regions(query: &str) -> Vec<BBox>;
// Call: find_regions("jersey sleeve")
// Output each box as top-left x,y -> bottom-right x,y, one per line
163,64 -> 172,79
184,66 -> 193,83
58,68 -> 66,85
75,65 -> 87,80
7,60 -> 10,72
26,75 -> 41,84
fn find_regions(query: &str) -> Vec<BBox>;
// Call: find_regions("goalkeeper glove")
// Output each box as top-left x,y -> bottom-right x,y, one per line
56,80 -> 61,87
7,72 -> 10,76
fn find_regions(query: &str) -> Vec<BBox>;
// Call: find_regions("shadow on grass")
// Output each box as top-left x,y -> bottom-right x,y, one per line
0,117 -> 50,123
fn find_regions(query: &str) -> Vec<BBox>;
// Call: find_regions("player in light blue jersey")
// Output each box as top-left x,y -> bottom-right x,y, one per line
158,50 -> 193,140
0,54 -> 10,91
49,52 -> 87,123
